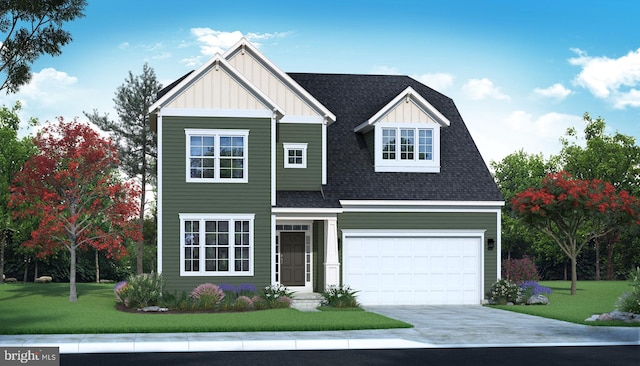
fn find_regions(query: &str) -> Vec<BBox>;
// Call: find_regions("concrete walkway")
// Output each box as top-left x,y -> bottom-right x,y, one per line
0,306 -> 638,353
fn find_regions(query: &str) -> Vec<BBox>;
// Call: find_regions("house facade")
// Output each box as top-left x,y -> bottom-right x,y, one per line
149,38 -> 504,306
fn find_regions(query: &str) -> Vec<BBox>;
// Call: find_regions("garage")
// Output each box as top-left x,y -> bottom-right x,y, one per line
342,231 -> 484,305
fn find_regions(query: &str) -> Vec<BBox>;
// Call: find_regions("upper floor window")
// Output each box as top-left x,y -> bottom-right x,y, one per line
375,123 -> 440,173
185,129 -> 249,183
283,143 -> 308,168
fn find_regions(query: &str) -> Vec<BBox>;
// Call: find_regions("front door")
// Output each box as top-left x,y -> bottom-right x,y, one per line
280,232 -> 305,286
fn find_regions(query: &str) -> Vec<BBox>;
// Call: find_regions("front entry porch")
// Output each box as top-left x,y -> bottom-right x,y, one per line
272,212 -> 341,294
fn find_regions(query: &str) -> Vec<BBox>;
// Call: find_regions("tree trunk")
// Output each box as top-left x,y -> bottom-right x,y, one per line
0,231 -> 5,283
137,151 -> 147,275
95,249 -> 100,283
570,255 -> 578,295
594,237 -> 600,281
69,246 -> 77,302
22,257 -> 28,283
33,260 -> 38,282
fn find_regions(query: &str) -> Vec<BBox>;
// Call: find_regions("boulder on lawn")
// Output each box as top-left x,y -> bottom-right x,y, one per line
5,277 -> 17,283
35,276 -> 53,283
526,294 -> 549,305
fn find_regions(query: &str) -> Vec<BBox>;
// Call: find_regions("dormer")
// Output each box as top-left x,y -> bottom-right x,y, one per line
353,86 -> 450,173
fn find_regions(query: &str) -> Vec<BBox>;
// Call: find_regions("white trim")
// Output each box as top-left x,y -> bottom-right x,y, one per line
179,213 -> 255,277
271,115 -> 277,207
223,38 -> 336,124
353,86 -> 450,133
340,200 -> 505,207
159,108 -> 273,118
496,209 -> 502,282
184,128 -> 249,183
272,207 -> 344,215
283,142 -> 308,169
279,115 -> 325,124
271,215 -> 277,285
322,118 -> 327,185
157,115 -> 163,274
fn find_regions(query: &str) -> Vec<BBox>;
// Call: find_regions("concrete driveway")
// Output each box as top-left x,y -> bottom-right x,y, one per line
366,305 -> 640,347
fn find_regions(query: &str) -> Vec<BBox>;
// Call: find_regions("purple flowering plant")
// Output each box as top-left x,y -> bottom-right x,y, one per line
519,281 -> 552,299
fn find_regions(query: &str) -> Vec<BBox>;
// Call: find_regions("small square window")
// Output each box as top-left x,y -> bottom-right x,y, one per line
283,143 -> 308,169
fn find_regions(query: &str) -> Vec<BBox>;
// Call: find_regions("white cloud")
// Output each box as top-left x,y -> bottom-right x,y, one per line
533,83 -> 572,101
190,29 -> 289,56
411,73 -> 454,91
569,47 -> 640,108
462,78 -> 510,101
118,42 -> 129,50
19,68 -> 78,104
461,106 -> 581,166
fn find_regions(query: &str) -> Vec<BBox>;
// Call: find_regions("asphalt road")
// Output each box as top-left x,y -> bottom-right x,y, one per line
61,346 -> 639,366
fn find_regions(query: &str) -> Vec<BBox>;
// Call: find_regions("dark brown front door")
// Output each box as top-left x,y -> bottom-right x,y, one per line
280,232 -> 305,286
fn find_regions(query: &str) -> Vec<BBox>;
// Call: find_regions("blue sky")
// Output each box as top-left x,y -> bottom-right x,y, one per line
3,0 -> 639,167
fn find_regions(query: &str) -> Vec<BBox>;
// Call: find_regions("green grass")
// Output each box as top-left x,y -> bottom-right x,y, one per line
0,283 -> 412,335
490,280 -> 639,326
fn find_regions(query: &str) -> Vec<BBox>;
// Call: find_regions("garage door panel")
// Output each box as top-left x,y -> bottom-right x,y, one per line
343,236 -> 481,305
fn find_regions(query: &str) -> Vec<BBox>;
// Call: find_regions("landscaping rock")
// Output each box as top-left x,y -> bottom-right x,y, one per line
139,306 -> 168,312
526,294 -> 549,305
35,276 -> 52,283
5,277 -> 17,283
585,311 -> 640,323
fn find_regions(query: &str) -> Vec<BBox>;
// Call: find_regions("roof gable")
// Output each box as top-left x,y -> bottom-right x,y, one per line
224,38 -> 336,123
353,86 -> 450,133
149,53 -> 284,117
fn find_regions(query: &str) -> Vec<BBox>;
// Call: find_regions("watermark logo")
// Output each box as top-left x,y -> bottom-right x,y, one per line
0,348 -> 59,366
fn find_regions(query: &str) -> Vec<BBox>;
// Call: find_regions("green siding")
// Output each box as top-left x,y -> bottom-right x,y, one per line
161,116 -> 272,291
337,211 -> 499,294
276,123 -> 322,190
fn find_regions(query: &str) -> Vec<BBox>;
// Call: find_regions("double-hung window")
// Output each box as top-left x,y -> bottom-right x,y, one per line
185,129 -> 249,182
375,123 -> 440,172
180,214 -> 254,276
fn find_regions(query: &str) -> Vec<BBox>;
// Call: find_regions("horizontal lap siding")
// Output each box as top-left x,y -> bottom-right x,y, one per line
276,123 -> 322,190
162,116 -> 272,292
337,211 -> 498,294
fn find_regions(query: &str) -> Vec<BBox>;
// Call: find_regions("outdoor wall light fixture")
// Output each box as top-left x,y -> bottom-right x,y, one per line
487,238 -> 495,251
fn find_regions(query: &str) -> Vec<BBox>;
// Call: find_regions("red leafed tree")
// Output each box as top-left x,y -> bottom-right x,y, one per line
9,117 -> 141,302
512,171 -> 640,295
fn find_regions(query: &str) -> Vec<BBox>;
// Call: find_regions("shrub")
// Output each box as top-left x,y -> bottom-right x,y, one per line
519,280 -> 552,299
502,256 -> 540,284
160,290 -> 194,311
191,283 -> 225,310
113,281 -> 128,305
321,284 -> 359,308
262,284 -> 293,308
235,296 -> 253,311
489,278 -> 520,305
616,267 -> 640,314
117,273 -> 164,308
251,295 -> 268,310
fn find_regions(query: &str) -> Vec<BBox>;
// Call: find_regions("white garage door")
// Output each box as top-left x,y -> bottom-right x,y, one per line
343,233 -> 483,305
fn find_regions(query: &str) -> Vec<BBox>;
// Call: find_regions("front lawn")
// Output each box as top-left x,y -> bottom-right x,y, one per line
490,280 -> 639,326
0,283 -> 412,335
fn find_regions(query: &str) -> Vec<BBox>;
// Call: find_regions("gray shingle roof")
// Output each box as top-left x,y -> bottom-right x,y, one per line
284,73 -> 503,203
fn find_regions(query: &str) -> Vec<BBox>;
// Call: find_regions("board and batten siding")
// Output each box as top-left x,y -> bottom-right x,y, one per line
161,116 -> 273,291
276,123 -> 322,190
337,211 -> 498,294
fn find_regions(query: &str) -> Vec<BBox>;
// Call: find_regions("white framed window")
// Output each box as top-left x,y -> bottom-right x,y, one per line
283,142 -> 308,169
185,129 -> 249,183
179,214 -> 254,276
375,123 -> 440,172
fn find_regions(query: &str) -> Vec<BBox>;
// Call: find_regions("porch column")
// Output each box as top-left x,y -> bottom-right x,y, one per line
324,216 -> 340,287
